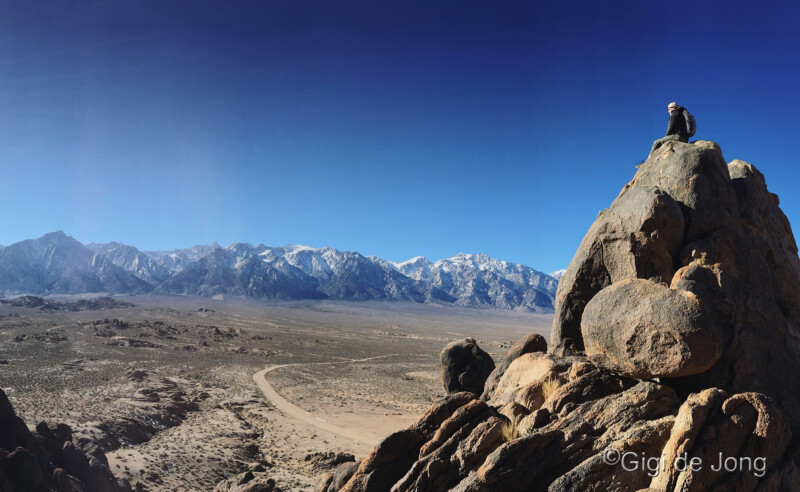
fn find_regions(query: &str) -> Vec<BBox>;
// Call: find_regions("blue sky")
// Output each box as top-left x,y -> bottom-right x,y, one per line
1,1 -> 799,273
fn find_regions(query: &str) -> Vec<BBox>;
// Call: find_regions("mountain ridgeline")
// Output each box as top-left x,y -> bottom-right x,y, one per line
0,233 -> 558,312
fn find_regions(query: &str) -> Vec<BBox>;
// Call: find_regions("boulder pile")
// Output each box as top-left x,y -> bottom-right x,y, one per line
318,141 -> 800,491
0,389 -> 129,492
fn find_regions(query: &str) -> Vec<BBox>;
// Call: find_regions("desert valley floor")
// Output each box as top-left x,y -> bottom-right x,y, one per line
0,295 -> 552,491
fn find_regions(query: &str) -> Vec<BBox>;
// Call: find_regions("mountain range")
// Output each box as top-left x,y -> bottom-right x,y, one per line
0,232 -> 560,312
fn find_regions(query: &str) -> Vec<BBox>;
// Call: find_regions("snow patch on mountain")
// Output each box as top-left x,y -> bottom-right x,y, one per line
393,256 -> 433,281
0,233 -> 557,311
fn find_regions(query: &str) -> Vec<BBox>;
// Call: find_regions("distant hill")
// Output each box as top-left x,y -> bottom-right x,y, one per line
0,233 -> 560,312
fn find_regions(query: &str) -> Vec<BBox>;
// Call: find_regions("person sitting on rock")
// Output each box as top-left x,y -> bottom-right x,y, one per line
649,102 -> 691,156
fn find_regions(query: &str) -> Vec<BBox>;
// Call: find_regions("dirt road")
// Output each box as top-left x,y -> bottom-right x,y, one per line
252,355 -> 399,447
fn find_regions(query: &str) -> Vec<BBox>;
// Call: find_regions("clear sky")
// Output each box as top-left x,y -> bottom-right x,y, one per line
2,1 -> 799,273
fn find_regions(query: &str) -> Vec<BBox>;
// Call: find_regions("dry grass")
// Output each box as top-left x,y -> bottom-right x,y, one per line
541,375 -> 562,402
501,419 -> 519,442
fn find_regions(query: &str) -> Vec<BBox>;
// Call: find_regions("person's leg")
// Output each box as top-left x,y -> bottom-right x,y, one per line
650,138 -> 663,155
650,134 -> 681,156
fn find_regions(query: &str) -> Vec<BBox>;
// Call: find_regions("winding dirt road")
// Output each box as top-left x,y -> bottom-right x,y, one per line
252,355 -> 399,447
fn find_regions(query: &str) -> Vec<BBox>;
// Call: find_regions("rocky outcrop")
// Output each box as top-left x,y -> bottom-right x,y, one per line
461,380 -> 680,492
322,141 -> 800,491
0,296 -> 135,312
0,389 -> 128,492
337,392 -> 475,492
484,352 -> 572,407
554,141 -> 800,430
650,389 -> 792,491
481,333 -> 547,400
330,351 -> 794,491
439,338 -> 495,395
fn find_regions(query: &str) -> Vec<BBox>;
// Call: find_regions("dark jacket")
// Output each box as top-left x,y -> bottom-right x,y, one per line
665,107 -> 690,140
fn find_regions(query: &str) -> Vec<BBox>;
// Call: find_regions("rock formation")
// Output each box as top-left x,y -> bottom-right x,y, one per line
439,338 -> 495,395
321,141 -> 800,491
480,333 -> 547,400
0,389 -> 129,492
553,141 -> 800,429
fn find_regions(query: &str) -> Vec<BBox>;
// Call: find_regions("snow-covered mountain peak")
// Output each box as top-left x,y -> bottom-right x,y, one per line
436,252 -> 511,272
393,256 -> 433,280
396,256 -> 429,266
253,244 -> 351,280
226,242 -> 264,259
281,244 -> 317,254
0,232 -> 558,312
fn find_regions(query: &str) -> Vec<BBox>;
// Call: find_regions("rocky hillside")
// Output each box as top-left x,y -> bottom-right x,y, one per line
0,389 -> 129,491
1,238 -> 558,311
301,140 -> 800,491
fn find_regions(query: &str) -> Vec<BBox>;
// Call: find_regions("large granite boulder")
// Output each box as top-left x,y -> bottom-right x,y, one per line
582,278 -> 722,379
439,338 -> 495,395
